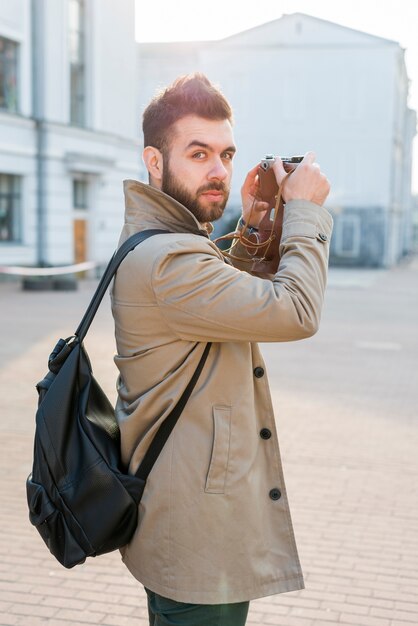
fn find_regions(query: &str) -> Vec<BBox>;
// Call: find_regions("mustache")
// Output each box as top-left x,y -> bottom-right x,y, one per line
198,182 -> 228,194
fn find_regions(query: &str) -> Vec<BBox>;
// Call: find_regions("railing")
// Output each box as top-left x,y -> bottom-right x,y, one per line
0,262 -> 97,276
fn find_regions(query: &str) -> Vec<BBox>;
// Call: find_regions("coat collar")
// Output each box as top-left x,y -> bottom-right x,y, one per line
123,179 -> 212,237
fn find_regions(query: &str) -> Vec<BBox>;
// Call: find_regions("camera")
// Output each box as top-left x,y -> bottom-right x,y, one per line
260,155 -> 304,172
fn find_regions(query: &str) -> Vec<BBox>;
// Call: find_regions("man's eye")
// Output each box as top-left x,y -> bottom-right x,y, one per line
222,152 -> 234,161
192,152 -> 206,159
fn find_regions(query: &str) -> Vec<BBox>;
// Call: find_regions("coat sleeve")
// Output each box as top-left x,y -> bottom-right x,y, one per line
150,200 -> 333,343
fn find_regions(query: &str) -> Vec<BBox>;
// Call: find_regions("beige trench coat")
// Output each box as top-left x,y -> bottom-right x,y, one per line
111,180 -> 333,604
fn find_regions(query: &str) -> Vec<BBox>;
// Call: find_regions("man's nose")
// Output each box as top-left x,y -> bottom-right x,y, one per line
208,158 -> 228,181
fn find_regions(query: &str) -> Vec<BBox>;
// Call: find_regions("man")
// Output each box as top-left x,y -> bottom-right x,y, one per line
111,73 -> 332,626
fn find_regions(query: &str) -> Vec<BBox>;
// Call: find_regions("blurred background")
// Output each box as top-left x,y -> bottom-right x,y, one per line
0,0 -> 417,280
1,4 -> 418,626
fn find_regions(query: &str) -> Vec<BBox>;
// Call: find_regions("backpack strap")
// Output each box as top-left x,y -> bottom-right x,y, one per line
73,228 -> 212,479
75,229 -> 169,341
134,341 -> 211,481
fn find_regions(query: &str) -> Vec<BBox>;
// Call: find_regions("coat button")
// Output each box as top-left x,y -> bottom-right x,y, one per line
269,488 -> 281,501
317,232 -> 328,242
260,428 -> 272,440
254,366 -> 264,378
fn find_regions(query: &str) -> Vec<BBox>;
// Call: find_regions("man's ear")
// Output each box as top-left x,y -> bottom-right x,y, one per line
143,146 -> 163,187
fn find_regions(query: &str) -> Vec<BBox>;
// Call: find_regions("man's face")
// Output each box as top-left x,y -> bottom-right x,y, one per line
160,115 -> 236,223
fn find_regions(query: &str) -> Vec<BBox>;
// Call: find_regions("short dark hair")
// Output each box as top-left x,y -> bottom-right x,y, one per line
142,73 -> 233,153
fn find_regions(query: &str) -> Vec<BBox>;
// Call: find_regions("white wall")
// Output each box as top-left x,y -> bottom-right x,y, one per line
90,0 -> 138,138
199,42 -> 398,209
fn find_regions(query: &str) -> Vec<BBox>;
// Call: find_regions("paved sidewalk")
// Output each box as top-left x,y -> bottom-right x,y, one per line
1,256 -> 417,626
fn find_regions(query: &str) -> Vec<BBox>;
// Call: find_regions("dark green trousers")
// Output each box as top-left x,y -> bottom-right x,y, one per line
145,588 -> 249,626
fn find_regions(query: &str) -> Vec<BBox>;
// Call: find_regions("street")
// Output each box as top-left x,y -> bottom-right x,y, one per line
1,256 -> 417,626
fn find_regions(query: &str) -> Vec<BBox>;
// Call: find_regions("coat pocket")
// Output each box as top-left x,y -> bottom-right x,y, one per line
205,405 -> 232,494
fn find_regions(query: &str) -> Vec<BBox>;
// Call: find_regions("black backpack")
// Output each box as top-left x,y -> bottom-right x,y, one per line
26,229 -> 211,568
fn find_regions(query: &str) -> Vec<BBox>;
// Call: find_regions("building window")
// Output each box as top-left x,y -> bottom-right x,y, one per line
0,37 -> 19,113
73,178 -> 88,209
69,0 -> 86,126
335,214 -> 361,258
0,174 -> 21,242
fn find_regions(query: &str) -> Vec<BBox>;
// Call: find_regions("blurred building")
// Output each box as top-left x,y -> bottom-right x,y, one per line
0,0 -> 139,269
412,194 -> 418,251
138,14 -> 417,267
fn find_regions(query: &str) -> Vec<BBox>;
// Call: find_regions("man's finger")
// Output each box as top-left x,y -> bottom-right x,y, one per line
272,157 -> 286,184
245,164 -> 262,179
302,151 -> 316,165
254,201 -> 270,213
242,164 -> 262,190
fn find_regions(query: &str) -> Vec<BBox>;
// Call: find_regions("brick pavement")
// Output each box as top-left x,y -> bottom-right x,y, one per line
0,256 -> 417,626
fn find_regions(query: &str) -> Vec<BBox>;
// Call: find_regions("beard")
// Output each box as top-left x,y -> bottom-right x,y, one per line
161,159 -> 229,223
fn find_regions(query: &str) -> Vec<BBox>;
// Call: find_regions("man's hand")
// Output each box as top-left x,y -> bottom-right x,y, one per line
240,164 -> 270,228
272,152 -> 330,206
240,154 -> 330,228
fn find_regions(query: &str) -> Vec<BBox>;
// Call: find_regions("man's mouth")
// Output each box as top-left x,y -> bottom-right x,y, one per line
200,190 -> 225,201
